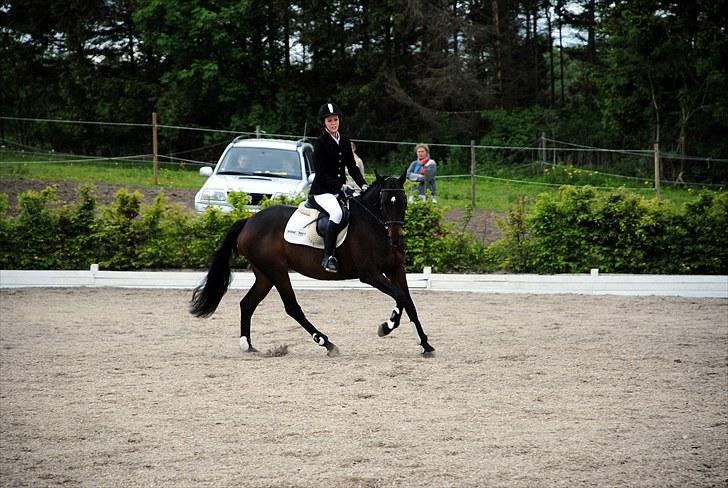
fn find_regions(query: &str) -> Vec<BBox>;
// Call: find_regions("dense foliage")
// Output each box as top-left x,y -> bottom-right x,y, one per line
1,185 -> 725,274
490,186 -> 728,273
2,0 -> 726,168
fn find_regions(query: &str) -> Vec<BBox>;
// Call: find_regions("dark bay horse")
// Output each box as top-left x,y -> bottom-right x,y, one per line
190,172 -> 435,357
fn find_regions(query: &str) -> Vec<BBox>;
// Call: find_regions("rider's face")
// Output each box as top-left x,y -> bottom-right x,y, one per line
324,115 -> 339,134
416,147 -> 427,159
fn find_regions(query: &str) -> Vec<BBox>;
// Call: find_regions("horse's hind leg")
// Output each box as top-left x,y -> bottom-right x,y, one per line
273,274 -> 340,357
239,268 -> 273,353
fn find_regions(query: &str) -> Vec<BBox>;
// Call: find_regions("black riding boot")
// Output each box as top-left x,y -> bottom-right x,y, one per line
321,220 -> 339,273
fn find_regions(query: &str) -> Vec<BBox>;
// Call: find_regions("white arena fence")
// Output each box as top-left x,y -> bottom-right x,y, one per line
1,266 -> 725,298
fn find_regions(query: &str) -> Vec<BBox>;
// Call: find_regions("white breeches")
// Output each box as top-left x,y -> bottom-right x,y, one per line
313,193 -> 343,224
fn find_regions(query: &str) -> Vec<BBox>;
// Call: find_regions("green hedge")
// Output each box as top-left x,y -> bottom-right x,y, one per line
489,186 -> 728,274
1,185 -> 725,274
0,185 -> 251,271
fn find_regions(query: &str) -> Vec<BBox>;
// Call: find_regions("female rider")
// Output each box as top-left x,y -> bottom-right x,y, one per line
310,103 -> 368,273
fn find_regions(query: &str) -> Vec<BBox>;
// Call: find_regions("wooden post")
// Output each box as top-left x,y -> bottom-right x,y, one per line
540,131 -> 546,165
654,142 -> 661,198
152,112 -> 159,185
470,140 -> 476,208
256,125 -> 261,138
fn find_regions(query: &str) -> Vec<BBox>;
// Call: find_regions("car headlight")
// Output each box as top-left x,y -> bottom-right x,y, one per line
199,189 -> 227,202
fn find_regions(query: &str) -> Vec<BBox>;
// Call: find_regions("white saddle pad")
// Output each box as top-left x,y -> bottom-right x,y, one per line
283,202 -> 348,249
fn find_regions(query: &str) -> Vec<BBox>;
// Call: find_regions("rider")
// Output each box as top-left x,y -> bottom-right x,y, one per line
310,102 -> 368,273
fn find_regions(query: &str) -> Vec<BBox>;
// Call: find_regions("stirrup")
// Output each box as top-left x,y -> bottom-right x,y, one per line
321,256 -> 338,273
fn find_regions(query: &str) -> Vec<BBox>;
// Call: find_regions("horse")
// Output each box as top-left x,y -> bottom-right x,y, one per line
189,171 -> 435,357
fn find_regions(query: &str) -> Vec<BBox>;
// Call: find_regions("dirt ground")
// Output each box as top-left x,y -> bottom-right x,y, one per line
0,178 -> 503,243
1,288 -> 726,487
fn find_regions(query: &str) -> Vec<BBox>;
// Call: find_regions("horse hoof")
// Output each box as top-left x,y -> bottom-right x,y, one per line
378,323 -> 389,337
421,350 -> 436,358
239,336 -> 258,353
327,345 -> 341,357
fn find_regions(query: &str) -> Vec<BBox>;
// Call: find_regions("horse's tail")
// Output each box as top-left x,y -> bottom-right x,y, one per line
190,218 -> 248,318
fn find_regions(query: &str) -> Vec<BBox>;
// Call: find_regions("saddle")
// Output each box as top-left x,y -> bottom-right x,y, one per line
283,196 -> 349,249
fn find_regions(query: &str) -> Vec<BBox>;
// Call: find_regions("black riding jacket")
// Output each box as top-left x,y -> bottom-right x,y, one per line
310,131 -> 366,195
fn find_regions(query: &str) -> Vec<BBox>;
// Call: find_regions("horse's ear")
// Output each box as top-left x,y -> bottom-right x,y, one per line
374,169 -> 383,183
397,171 -> 406,187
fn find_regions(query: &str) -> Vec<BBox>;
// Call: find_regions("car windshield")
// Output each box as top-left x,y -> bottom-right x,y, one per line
217,147 -> 301,179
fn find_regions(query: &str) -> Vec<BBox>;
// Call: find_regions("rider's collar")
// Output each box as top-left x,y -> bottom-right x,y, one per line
327,131 -> 340,144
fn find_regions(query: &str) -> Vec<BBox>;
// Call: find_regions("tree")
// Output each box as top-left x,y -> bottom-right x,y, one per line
596,0 -> 728,166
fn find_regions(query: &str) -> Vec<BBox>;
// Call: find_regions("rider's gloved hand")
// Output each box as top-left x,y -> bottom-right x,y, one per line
342,184 -> 356,197
361,184 -> 369,192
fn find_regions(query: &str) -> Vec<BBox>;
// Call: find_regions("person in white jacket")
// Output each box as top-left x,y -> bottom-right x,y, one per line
405,143 -> 437,203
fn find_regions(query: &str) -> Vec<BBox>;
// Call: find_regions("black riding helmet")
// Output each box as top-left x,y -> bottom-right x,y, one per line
318,102 -> 343,122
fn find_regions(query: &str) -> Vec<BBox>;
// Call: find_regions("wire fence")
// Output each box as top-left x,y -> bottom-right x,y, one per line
1,115 -> 727,195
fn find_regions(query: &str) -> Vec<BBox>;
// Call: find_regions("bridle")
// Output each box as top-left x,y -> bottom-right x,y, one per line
378,188 -> 406,226
349,186 -> 406,247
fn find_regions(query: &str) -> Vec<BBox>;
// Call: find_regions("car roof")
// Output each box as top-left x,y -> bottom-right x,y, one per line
230,138 -> 311,150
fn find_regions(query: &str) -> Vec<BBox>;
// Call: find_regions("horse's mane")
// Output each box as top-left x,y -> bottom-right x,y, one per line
359,175 -> 402,202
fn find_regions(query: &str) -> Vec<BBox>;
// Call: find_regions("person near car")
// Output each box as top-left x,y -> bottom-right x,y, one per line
310,102 -> 368,273
406,143 -> 437,203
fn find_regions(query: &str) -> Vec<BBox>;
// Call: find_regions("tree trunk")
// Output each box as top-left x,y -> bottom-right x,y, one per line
453,0 -> 459,54
557,2 -> 565,106
491,0 -> 503,97
545,2 -> 555,107
283,4 -> 290,70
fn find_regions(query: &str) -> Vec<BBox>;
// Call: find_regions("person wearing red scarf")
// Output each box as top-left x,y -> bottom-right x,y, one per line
405,143 -> 437,203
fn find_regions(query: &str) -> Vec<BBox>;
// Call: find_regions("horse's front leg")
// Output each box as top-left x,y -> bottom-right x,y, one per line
360,269 -> 435,356
378,302 -> 404,337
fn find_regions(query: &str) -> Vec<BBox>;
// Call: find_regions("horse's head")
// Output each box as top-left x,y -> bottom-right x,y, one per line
372,170 -> 407,248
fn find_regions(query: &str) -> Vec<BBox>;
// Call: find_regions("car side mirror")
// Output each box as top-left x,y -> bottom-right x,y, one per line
200,166 -> 213,177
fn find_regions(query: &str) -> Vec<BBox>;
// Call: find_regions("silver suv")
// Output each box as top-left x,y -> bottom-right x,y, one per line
194,137 -> 314,212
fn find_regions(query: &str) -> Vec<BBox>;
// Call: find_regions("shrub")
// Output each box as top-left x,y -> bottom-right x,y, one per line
489,186 -> 728,274
95,189 -> 145,270
403,199 -> 488,272
10,186 -> 63,269
676,191 -> 728,273
1,184 -> 725,274
56,185 -> 100,269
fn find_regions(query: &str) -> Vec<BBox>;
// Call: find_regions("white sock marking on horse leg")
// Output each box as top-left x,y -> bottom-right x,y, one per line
387,307 -> 401,330
409,322 -> 422,345
239,336 -> 251,351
